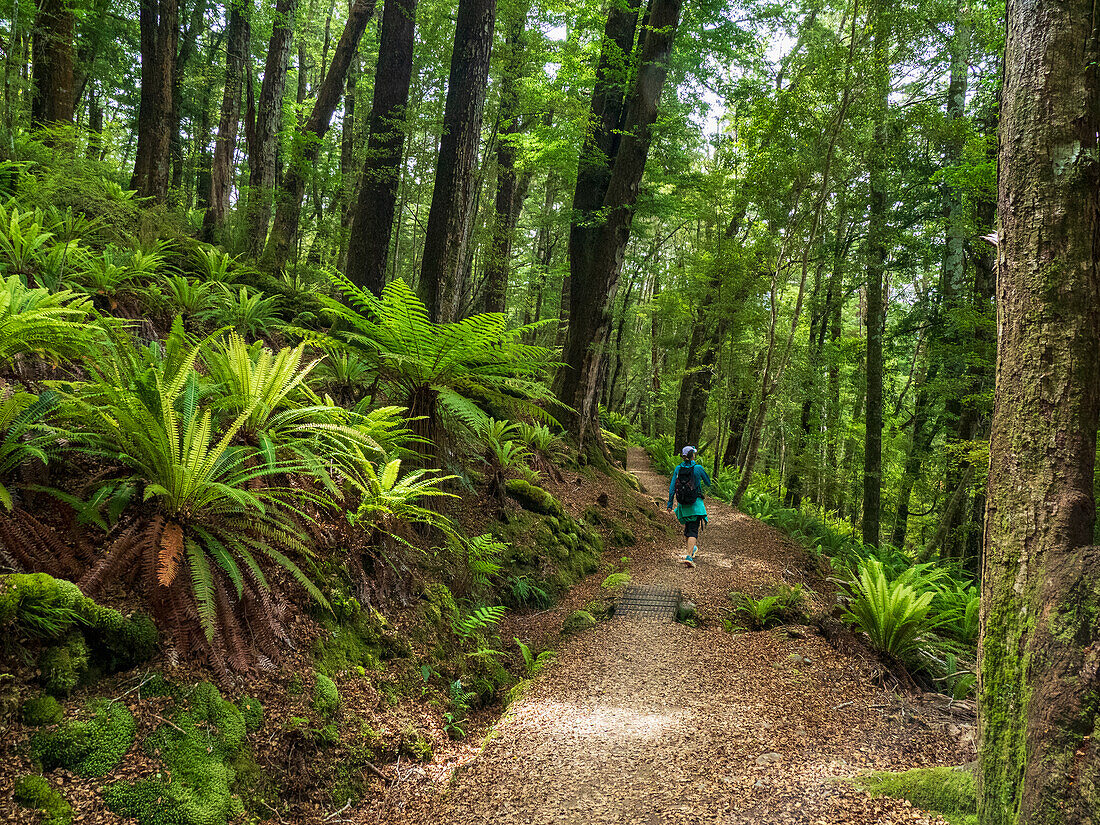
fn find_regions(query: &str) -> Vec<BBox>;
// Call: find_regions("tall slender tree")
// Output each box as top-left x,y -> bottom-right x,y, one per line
30,0 -> 75,128
202,0 -> 250,240
344,0 -> 418,294
418,0 -> 496,323
246,0 -> 298,255
131,0 -> 179,201
263,0 -> 378,270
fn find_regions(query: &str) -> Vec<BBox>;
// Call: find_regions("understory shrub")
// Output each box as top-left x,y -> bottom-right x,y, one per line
839,558 -> 941,663
30,698 -> 136,776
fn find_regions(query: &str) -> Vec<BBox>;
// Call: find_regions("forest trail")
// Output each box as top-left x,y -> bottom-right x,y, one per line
371,449 -> 970,825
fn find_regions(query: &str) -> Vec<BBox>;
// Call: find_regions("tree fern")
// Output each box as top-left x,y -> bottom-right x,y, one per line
288,274 -> 562,456
0,274 -> 96,366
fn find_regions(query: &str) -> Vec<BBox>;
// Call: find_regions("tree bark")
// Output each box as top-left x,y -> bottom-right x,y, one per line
344,0 -> 418,294
554,0 -> 682,459
30,0 -> 75,128
202,0 -> 250,241
977,0 -> 1100,820
483,3 -> 530,314
246,0 -> 298,255
131,0 -> 179,202
263,0 -> 378,271
418,0 -> 496,322
862,7 -> 889,548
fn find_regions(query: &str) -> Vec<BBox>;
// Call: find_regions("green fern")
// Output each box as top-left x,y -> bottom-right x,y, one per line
453,604 -> 507,639
287,274 -> 562,457
840,558 -> 943,662
0,390 -> 58,511
0,274 -> 96,366
514,637 -> 557,676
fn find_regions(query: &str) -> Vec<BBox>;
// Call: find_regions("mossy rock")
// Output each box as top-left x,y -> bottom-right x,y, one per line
105,682 -> 248,825
14,775 -> 72,825
39,633 -> 90,697
0,573 -> 157,675
610,525 -> 636,547
22,695 -> 64,726
313,672 -> 340,719
400,726 -> 433,762
854,766 -> 976,825
584,600 -> 612,620
562,610 -> 597,634
422,583 -> 458,627
505,479 -> 563,516
30,698 -> 136,776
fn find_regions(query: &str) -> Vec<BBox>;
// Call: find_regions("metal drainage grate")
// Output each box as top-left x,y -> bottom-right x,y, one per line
615,585 -> 681,621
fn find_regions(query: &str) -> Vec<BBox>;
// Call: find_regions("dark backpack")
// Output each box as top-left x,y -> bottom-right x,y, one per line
674,464 -> 699,505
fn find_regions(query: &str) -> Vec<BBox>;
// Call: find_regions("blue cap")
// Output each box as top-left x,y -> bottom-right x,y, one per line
681,445 -> 696,457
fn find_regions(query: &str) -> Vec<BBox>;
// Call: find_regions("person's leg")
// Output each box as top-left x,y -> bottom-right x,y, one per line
686,536 -> 697,556
684,519 -> 699,560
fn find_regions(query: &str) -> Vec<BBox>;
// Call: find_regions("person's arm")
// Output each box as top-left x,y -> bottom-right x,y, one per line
668,470 -> 676,509
699,465 -> 713,490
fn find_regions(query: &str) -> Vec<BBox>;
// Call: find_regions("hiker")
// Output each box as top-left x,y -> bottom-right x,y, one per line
667,446 -> 711,567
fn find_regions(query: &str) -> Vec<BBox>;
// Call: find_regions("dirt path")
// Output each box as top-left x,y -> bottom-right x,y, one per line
371,449 -> 971,824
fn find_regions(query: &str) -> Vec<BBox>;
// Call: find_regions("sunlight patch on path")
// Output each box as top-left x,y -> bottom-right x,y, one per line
508,698 -> 682,741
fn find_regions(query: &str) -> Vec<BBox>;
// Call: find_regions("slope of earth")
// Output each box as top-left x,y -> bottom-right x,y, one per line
360,447 -> 974,825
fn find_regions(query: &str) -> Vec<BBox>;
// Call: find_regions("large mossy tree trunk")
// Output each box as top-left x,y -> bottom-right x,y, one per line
418,0 -> 496,323
977,0 -> 1100,821
555,0 -> 683,461
345,0 -> 418,294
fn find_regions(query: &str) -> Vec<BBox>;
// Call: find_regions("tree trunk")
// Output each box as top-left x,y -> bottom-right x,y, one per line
554,0 -> 682,459
169,0 -> 209,199
30,0 -> 75,128
344,0 -> 418,294
483,3 -> 530,314
263,0 -> 378,271
862,9 -> 889,548
202,0 -> 249,241
977,0 -> 1100,820
131,0 -> 179,202
246,0 -> 298,256
418,0 -> 496,322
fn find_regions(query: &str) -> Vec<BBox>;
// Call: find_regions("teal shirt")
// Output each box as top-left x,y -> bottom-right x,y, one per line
668,460 -> 711,523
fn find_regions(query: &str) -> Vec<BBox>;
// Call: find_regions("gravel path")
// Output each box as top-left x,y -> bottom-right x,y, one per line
372,449 -> 971,825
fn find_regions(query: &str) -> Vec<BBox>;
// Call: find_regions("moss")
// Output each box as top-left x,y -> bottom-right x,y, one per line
584,600 -> 612,620
313,672 -> 340,719
854,766 -> 976,825
22,695 -> 64,726
562,609 -> 597,634
505,479 -> 563,516
422,583 -> 458,628
39,633 -> 90,696
400,725 -> 433,762
105,682 -> 248,825
237,696 -> 263,732
13,775 -> 72,825
0,573 -> 157,672
30,698 -> 136,776
610,525 -> 636,547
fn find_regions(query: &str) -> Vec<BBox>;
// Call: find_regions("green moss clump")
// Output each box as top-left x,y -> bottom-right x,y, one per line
105,682 -> 248,825
562,609 -> 597,634
22,695 -> 64,726
39,633 -> 90,696
313,672 -> 340,719
505,479 -> 563,516
422,583 -> 458,627
0,573 -> 157,674
855,766 -> 976,825
30,698 -> 136,776
400,725 -> 433,762
238,696 -> 263,732
13,775 -> 72,825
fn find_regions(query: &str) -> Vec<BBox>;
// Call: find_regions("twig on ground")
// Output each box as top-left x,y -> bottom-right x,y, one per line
150,713 -> 186,734
323,800 -> 351,820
